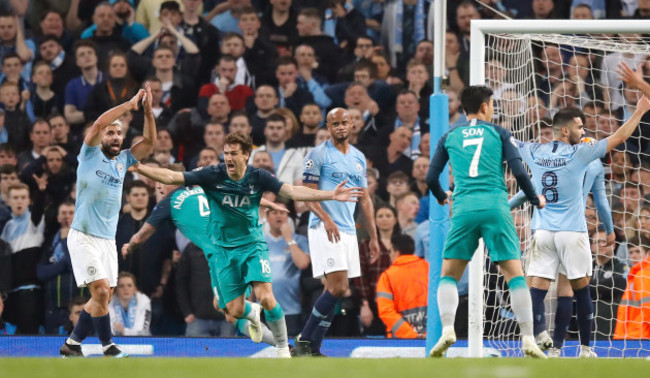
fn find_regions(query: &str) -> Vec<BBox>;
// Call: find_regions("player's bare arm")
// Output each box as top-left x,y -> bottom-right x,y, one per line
359,188 -> 379,263
260,198 -> 290,213
278,180 -> 362,202
606,95 -> 650,152
133,163 -> 186,185
131,83 -> 157,160
85,89 -> 145,147
122,222 -> 157,258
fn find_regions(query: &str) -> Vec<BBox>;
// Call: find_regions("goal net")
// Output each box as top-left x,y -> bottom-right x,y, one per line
477,24 -> 650,358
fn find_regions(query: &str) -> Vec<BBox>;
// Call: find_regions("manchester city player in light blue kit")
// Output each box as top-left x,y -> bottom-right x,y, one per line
293,108 -> 380,356
513,93 -> 650,358
60,85 -> 157,358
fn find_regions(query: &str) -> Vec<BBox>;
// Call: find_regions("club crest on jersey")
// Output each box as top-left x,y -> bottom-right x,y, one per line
510,136 -> 518,148
222,194 -> 251,207
117,162 -> 124,172
355,162 -> 363,172
305,159 -> 314,170
249,185 -> 255,194
87,265 -> 96,276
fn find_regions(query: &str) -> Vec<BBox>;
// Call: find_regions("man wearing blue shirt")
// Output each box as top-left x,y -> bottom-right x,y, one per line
59,85 -> 155,358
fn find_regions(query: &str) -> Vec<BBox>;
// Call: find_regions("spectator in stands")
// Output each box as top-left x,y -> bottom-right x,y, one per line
82,0 -> 149,45
64,40 -> 102,127
627,236 -> 648,268
196,146 -> 220,168
384,171 -> 409,207
634,205 -> 650,241
109,271 -> 152,336
379,90 -> 426,160
176,242 -> 234,337
0,52 -> 26,88
35,11 -> 75,53
1,82 -> 31,152
201,122 -> 227,159
179,0 -> 221,84
264,202 -> 310,336
294,44 -> 331,110
0,144 -> 16,167
532,0 -> 557,19
620,182 -> 643,216
38,36 -> 80,108
395,191 -> 419,238
337,36 -> 377,82
371,52 -> 401,85
249,113 -> 304,184
379,0 -> 429,73
30,62 -> 60,118
220,33 -> 256,89
0,13 -> 34,81
610,150 -> 634,191
37,200 -> 86,335
347,107 -> 364,146
286,103 -> 322,148
135,0 -> 176,34
418,132 -> 430,160
260,0 -> 299,56
297,8 -> 345,83
84,52 -> 139,121
43,116 -> 73,158
632,0 -> 650,18
274,107 -> 300,141
198,54 -> 254,113
249,85 -> 280,145
252,150 -> 275,172
274,57 -> 314,118
595,111 -> 620,140
590,228 -> 627,339
343,83 -> 380,146
64,297 -> 89,336
0,164 -> 18,231
376,233 -> 428,338
367,126 -> 414,181
453,1 -> 479,59
210,0 -> 247,33
411,156 -> 429,198
85,3 -> 131,71
228,110 -> 254,140
17,119 -> 52,172
323,0 -> 365,52
132,77 -> 174,131
237,6 -> 278,87
1,182 -> 46,334
355,204 -> 399,336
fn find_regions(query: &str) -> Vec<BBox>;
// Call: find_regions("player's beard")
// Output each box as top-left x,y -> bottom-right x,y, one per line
101,140 -> 122,158
332,131 -> 349,143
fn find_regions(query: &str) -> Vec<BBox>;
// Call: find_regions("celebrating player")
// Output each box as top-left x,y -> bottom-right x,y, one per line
512,93 -> 650,358
122,164 -> 289,347
292,108 -> 379,357
426,85 -> 547,358
132,132 -> 362,358
59,85 -> 156,358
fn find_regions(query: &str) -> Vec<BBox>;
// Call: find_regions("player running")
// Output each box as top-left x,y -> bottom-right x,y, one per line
60,85 -> 156,358
293,108 -> 379,357
122,165 -> 288,348
426,85 -> 547,358
132,132 -> 362,358
512,92 -> 650,358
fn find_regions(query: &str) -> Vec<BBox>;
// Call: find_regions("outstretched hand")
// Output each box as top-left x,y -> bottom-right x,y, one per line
332,180 -> 363,202
617,62 -> 644,89
636,95 -> 650,114
129,89 -> 145,111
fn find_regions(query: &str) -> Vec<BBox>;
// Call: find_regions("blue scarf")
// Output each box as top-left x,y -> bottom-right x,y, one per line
395,116 -> 421,158
324,3 -> 354,45
114,296 -> 138,329
394,0 -> 425,54
50,51 -> 65,71
50,231 -> 65,263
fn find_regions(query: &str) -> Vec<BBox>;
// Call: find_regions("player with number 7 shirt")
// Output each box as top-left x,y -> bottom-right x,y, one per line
426,85 -> 547,358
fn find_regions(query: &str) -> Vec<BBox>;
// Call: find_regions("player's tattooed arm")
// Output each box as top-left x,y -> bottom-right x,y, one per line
85,89 -> 145,147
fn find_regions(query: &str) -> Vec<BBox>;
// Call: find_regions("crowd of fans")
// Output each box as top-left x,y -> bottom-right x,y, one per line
0,0 -> 648,341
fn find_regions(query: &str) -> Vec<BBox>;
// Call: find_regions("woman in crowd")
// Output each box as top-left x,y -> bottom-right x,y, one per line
108,272 -> 152,336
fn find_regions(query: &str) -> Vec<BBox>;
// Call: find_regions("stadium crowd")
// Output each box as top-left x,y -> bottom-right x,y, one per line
0,0 -> 648,342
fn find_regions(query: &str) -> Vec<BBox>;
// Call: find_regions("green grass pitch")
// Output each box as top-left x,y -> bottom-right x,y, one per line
2,358 -> 649,378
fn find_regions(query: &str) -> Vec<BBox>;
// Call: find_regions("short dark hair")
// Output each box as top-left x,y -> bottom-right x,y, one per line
2,52 -> 21,65
276,56 -> 298,68
0,143 -> 15,155
30,118 -> 51,133
460,85 -> 494,115
68,296 -> 89,311
39,34 -> 60,47
230,109 -> 249,120
219,54 -> 237,65
58,199 -> 75,211
154,44 -> 175,56
127,180 -> 149,195
118,271 -> 138,287
144,76 -> 161,85
238,6 -> 258,17
298,7 -> 321,20
160,0 -> 181,13
0,163 -> 17,175
266,113 -> 286,126
552,107 -> 585,133
222,32 -> 244,43
225,132 -> 253,156
391,233 -> 415,255
73,39 -> 97,56
354,59 -> 377,79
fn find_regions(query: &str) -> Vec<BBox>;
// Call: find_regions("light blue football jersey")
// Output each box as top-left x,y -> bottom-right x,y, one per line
71,143 -> 138,239
583,158 -> 614,234
516,139 -> 607,232
303,140 -> 367,234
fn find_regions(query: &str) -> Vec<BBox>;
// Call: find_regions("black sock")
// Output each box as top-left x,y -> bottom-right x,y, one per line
70,309 -> 93,343
91,314 -> 113,347
574,286 -> 593,346
300,290 -> 338,344
529,287 -> 548,336
553,296 -> 573,348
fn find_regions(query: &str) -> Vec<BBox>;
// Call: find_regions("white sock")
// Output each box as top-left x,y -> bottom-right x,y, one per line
437,279 -> 459,328
510,287 -> 534,337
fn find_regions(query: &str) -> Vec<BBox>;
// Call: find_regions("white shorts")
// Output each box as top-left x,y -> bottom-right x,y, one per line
526,230 -> 592,280
308,222 -> 361,279
67,228 -> 118,288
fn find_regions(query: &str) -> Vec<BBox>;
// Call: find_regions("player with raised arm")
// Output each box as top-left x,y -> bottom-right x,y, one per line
292,108 -> 379,357
426,85 -> 547,359
513,86 -> 650,358
132,132 -> 362,358
509,135 -> 615,356
59,85 -> 156,358
122,165 -> 288,346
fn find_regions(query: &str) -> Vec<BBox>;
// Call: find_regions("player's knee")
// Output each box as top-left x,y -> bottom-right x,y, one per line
93,286 -> 111,304
227,303 -> 244,318
256,291 -> 275,309
328,283 -> 348,298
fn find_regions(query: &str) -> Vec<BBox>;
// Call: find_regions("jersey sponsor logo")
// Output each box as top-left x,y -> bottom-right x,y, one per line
221,194 -> 251,208
305,159 -> 314,170
95,170 -> 122,187
333,172 -> 363,183
462,127 -> 484,138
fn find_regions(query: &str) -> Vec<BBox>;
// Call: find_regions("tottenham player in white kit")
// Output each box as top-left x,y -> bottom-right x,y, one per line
59,85 -> 156,357
293,108 -> 379,356
514,92 -> 650,358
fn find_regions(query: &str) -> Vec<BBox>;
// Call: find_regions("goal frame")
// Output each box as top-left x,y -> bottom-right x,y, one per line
468,19 -> 650,358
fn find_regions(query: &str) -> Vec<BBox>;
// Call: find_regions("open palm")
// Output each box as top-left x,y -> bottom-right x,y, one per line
333,180 -> 363,202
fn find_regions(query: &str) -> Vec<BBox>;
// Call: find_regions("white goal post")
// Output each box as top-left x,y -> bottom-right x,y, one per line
468,19 -> 650,358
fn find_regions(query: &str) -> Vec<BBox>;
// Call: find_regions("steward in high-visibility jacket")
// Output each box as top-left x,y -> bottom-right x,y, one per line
376,234 -> 428,338
614,256 -> 650,339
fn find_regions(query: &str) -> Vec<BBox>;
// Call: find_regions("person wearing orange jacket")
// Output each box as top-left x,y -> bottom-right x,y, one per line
614,239 -> 650,340
376,233 -> 428,338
